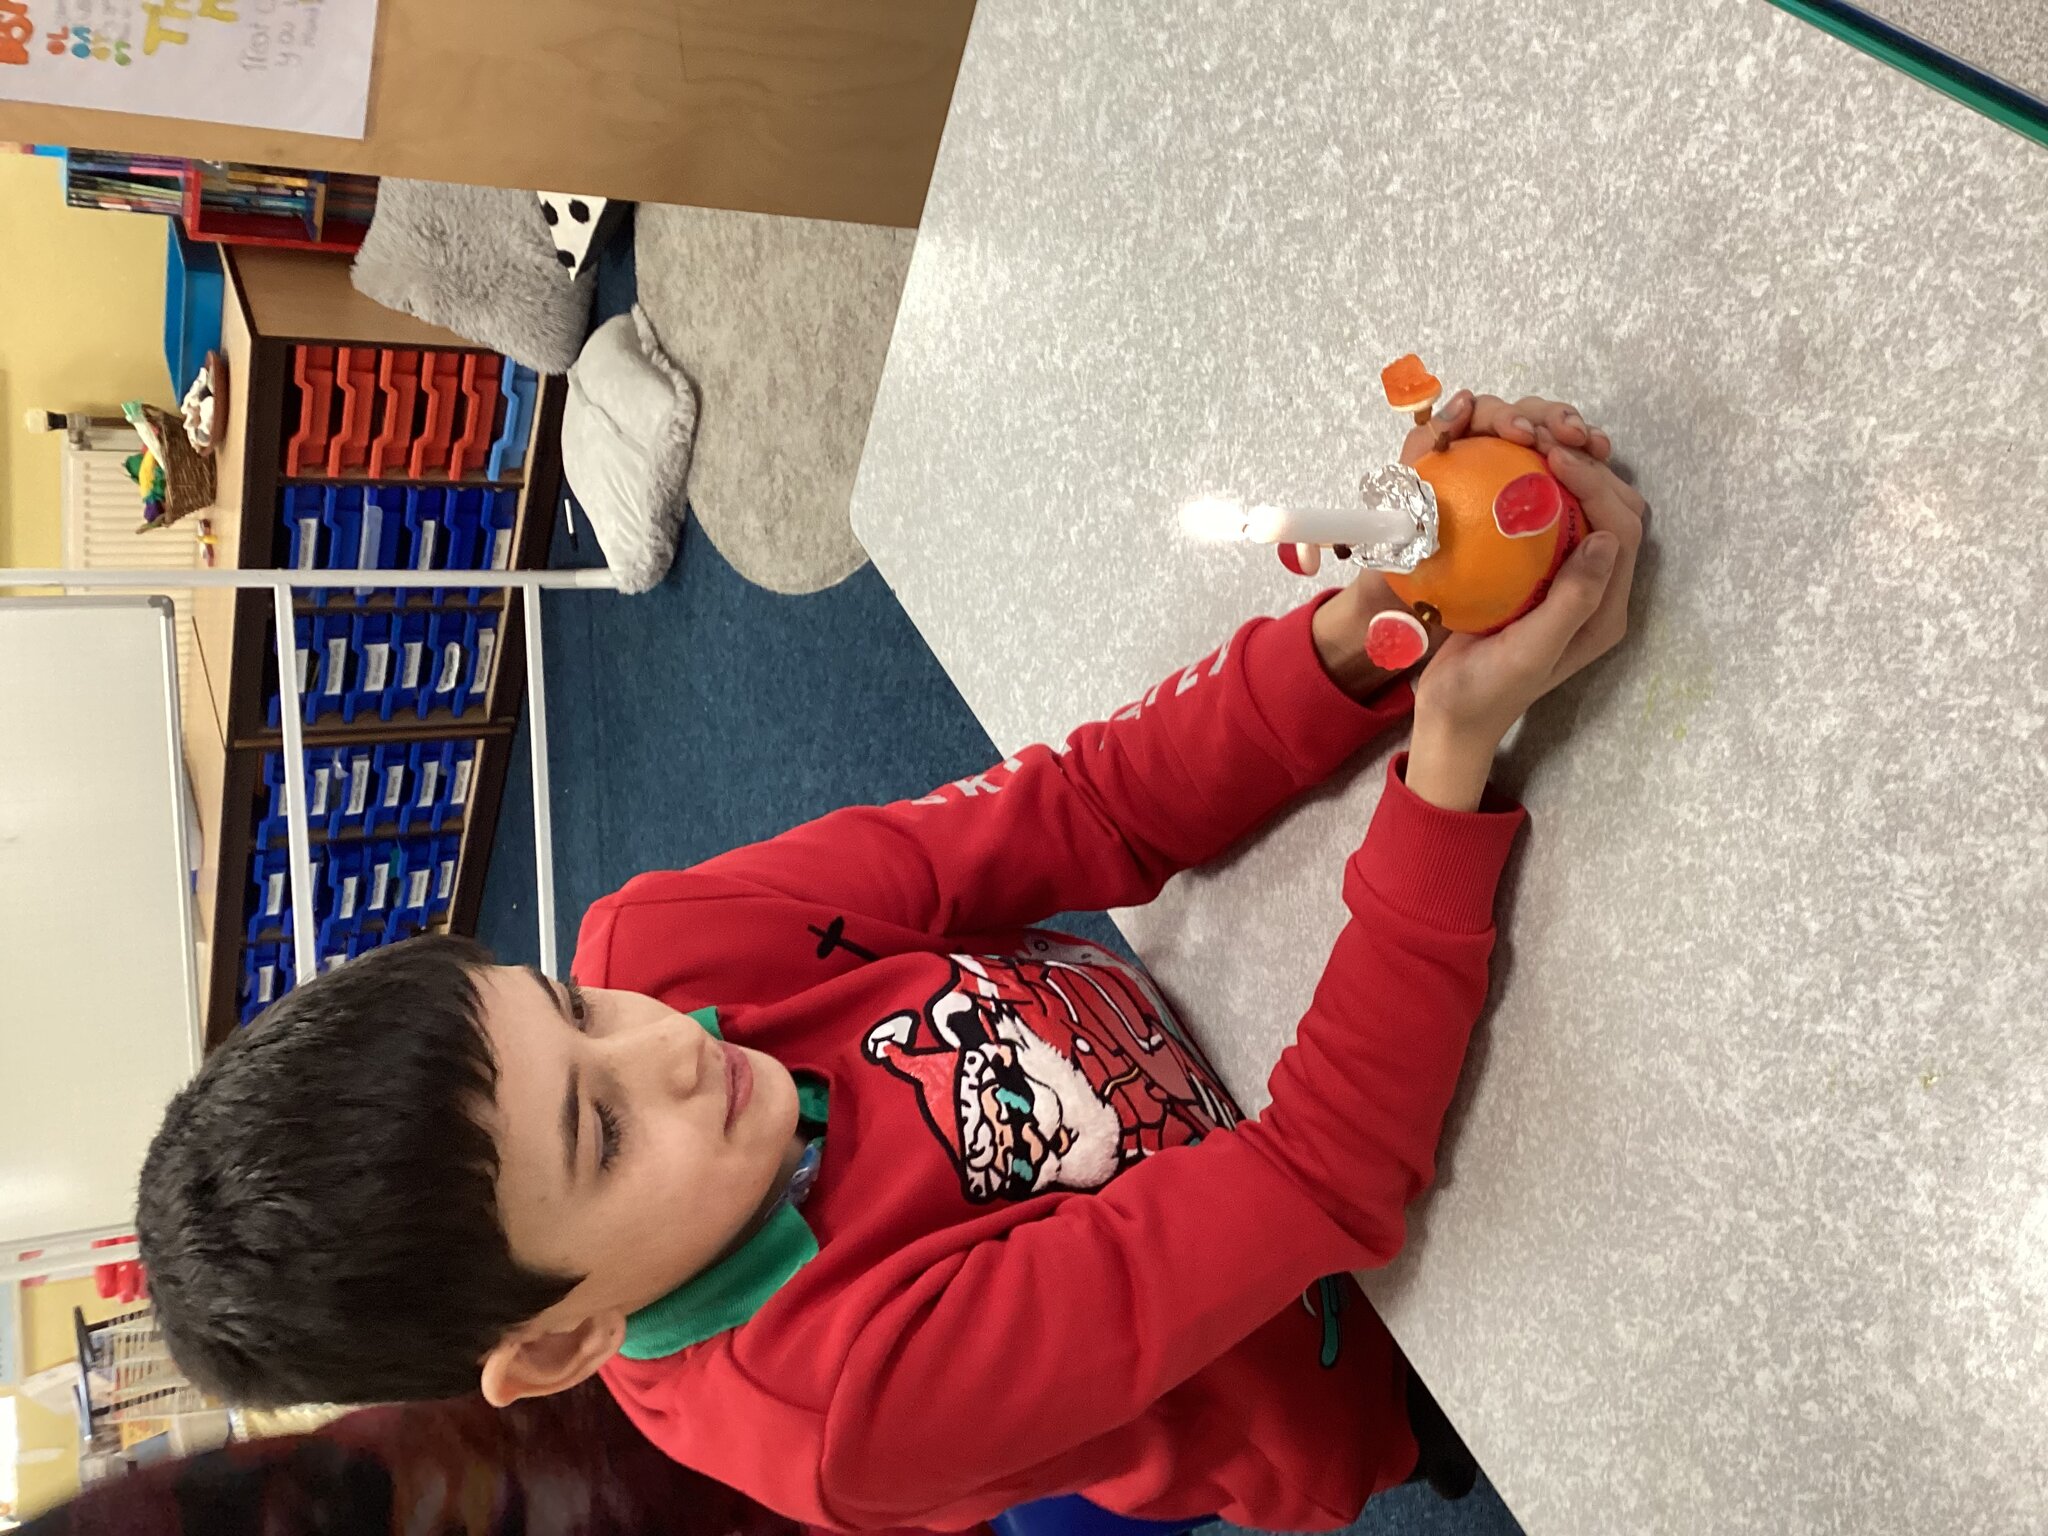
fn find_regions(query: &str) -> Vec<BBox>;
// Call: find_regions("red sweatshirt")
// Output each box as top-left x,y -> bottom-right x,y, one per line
581,595 -> 1525,1532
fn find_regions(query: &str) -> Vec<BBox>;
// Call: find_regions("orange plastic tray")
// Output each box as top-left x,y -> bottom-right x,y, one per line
368,350 -> 423,479
409,352 -> 464,478
325,347 -> 379,476
447,355 -> 505,481
285,346 -> 338,477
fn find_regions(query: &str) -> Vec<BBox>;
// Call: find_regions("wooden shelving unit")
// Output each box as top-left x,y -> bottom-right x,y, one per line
188,249 -> 565,1049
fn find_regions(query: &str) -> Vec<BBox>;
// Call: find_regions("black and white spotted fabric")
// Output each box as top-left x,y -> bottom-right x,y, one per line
536,192 -> 629,280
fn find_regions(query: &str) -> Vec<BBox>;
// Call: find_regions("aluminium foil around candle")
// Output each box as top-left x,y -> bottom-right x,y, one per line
1348,463 -> 1440,575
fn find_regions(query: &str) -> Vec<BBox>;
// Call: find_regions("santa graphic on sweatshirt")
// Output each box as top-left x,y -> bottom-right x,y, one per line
863,942 -> 1238,1204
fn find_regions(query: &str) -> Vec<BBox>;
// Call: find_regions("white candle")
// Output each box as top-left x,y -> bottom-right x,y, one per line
1183,495 -> 1409,547
1240,499 -> 1418,548
1179,465 -> 1437,569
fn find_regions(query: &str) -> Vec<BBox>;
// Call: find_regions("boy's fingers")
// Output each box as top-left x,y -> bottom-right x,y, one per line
1431,389 -> 1476,449
1498,533 -> 1620,671
1547,445 -> 1647,535
1398,390 -> 1474,463
1553,549 -> 1638,679
1467,394 -> 1537,445
1549,468 -> 1645,677
1401,395 -> 1622,480
1525,397 -> 1590,449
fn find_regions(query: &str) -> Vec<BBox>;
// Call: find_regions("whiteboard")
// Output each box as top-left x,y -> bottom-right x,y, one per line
0,596 -> 202,1249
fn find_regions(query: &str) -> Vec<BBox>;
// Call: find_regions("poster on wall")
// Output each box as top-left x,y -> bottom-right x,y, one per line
0,0 -> 380,139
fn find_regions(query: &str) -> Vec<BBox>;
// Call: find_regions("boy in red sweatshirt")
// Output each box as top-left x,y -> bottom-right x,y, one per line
137,396 -> 1645,1532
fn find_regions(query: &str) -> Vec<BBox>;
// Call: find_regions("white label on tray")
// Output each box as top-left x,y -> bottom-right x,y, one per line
324,952 -> 345,975
406,869 -> 432,910
450,757 -> 475,807
436,642 -> 463,695
382,767 -> 406,809
265,871 -> 285,916
362,642 -> 392,693
339,875 -> 360,921
359,507 -> 384,569
402,641 -> 425,690
346,758 -> 371,815
325,638 -> 347,695
491,528 -> 514,569
437,857 -> 457,902
298,518 -> 320,569
416,521 -> 440,570
309,766 -> 332,817
473,627 -> 498,690
417,761 -> 443,808
370,863 -> 392,911
296,646 -> 315,692
257,965 -> 277,1004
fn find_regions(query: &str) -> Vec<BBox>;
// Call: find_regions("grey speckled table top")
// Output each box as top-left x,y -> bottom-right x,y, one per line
1856,0 -> 2048,102
849,2 -> 2048,1533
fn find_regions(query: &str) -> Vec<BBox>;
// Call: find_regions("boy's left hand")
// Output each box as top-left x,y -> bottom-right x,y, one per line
1311,391 -> 1613,699
1400,390 -> 1613,466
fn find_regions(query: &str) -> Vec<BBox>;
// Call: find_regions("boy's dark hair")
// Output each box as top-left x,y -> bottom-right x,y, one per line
137,934 -> 578,1407
21,1380 -> 805,1536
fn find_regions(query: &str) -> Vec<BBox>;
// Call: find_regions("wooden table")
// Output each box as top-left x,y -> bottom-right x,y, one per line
1852,0 -> 2048,102
849,3 -> 2048,1531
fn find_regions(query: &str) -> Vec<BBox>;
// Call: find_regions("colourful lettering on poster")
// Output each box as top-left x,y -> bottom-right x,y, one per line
0,0 -> 375,140
49,25 -> 132,64
1,0 -> 34,68
140,0 -> 189,53
139,0 -> 233,56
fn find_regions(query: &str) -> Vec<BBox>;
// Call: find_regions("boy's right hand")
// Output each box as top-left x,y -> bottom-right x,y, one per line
1405,446 -> 1648,812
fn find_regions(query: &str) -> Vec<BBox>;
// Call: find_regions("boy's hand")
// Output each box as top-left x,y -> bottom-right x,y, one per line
1401,390 -> 1614,466
1310,391 -> 1616,703
1406,446 -> 1647,811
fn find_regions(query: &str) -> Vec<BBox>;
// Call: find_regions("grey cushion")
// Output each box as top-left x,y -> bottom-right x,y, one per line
351,179 -> 592,375
562,306 -> 699,595
634,203 -> 912,594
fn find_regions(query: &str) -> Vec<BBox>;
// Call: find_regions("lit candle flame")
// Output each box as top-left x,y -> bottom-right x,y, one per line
1179,495 -> 1257,543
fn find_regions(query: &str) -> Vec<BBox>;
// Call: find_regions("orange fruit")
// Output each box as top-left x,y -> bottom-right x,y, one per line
1386,436 -> 1585,634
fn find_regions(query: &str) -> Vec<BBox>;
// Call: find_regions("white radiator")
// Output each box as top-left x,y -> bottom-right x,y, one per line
59,424 -> 209,705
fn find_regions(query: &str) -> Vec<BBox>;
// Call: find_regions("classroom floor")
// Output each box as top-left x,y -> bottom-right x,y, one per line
477,236 -> 1524,1536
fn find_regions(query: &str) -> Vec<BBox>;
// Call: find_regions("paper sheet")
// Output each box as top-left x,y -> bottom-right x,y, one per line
0,0 -> 380,140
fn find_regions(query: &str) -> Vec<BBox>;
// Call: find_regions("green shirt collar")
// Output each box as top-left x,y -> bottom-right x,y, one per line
619,1008 -> 828,1360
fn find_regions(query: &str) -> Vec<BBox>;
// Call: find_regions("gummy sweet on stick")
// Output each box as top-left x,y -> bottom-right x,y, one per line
1381,353 -> 1442,426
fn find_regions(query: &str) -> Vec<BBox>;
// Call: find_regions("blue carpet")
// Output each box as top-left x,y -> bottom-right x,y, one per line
478,224 -> 1523,1536
1202,1475 -> 1523,1536
477,513 -> 1128,966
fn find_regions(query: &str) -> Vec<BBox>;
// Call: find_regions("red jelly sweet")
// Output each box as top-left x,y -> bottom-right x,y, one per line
1365,609 -> 1431,669
1494,472 -> 1565,538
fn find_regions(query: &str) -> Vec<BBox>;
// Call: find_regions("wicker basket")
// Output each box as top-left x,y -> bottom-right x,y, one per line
128,402 -> 217,531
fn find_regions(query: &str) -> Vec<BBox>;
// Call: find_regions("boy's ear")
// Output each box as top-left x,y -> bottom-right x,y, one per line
479,1311 -> 626,1408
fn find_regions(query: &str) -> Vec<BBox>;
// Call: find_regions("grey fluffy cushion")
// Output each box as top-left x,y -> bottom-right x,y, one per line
351,179 -> 593,374
634,203 -> 910,594
561,307 -> 698,595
